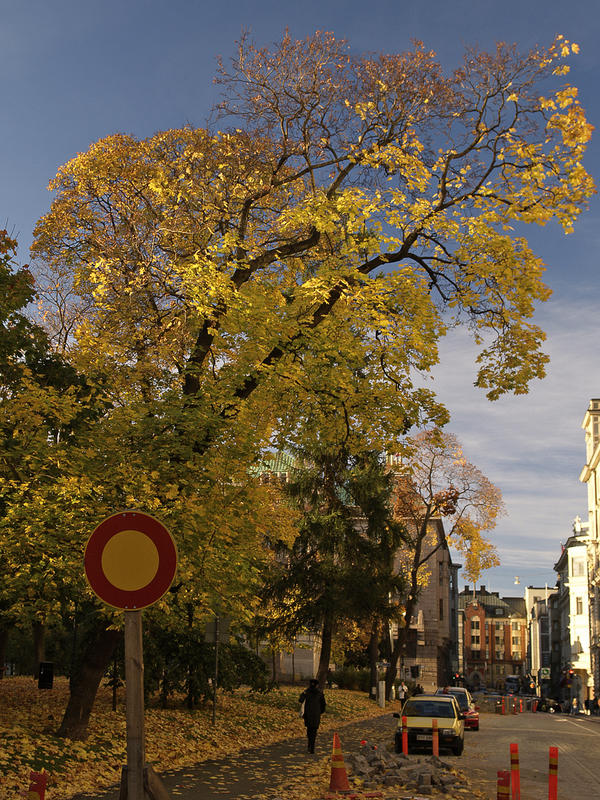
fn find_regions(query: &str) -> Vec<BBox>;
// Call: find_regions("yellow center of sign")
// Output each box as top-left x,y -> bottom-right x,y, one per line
101,530 -> 160,591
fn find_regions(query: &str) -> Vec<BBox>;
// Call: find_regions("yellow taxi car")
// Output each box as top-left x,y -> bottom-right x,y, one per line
393,694 -> 465,755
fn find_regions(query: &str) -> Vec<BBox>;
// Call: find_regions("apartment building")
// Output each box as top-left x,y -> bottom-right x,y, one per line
579,399 -> 600,694
458,586 -> 527,690
553,519 -> 593,704
524,586 -> 556,694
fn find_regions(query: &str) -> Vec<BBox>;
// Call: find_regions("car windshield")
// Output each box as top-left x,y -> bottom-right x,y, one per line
450,692 -> 469,711
404,700 -> 456,719
436,689 -> 469,710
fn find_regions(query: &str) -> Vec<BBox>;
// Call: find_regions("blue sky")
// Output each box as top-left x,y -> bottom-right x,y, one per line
3,0 -> 600,596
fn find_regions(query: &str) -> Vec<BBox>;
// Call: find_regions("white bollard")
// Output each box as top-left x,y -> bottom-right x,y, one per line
378,680 -> 386,708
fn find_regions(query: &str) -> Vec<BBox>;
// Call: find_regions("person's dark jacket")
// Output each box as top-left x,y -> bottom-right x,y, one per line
299,684 -> 326,728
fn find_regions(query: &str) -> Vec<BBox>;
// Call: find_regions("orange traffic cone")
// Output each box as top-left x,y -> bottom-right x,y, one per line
329,731 -> 351,793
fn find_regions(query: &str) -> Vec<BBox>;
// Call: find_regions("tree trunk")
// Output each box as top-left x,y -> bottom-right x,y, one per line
368,618 -> 380,700
385,590 -> 418,698
0,626 -> 9,678
385,535 -> 426,699
316,610 -> 335,688
58,626 -> 122,740
32,620 -> 46,678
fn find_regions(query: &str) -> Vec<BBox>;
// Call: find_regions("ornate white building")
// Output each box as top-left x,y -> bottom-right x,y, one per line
579,399 -> 600,694
553,521 -> 592,704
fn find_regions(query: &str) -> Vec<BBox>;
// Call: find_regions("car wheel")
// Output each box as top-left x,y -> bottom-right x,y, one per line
452,739 -> 464,756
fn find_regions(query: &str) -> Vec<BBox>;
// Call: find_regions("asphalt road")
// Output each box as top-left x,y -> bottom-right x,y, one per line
73,708 -> 600,799
459,710 -> 600,799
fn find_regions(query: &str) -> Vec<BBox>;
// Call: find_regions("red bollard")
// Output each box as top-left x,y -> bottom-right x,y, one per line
510,743 -> 521,800
28,770 -> 49,800
402,715 -> 408,754
497,770 -> 510,800
432,719 -> 439,757
548,746 -> 558,800
533,699 -> 538,713
520,698 -> 523,713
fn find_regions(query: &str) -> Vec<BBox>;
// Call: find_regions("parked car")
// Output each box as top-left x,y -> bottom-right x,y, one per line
435,687 -> 480,730
537,697 -> 563,713
393,694 -> 465,755
504,675 -> 521,694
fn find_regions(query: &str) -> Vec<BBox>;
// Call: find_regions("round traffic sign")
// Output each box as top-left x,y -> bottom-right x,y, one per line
84,511 -> 177,609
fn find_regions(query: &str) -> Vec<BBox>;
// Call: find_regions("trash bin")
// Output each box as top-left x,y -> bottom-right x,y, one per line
38,661 -> 54,689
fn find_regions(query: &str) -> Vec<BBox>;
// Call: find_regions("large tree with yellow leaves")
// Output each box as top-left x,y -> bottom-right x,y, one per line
34,32 -> 593,417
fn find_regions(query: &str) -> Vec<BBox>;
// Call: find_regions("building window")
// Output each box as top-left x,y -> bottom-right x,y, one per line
576,597 -> 583,615
439,598 -> 444,621
571,557 -> 585,577
472,618 -> 480,629
512,636 -> 520,646
495,636 -> 502,645
512,622 -> 519,631
471,635 -> 480,645
513,650 -> 521,660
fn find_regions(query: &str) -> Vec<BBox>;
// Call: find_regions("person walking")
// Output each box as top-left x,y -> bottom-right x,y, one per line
299,678 -> 326,753
397,681 -> 407,705
571,696 -> 580,715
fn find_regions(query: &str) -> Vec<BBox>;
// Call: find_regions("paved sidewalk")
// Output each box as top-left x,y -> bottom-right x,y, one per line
73,713 -> 396,800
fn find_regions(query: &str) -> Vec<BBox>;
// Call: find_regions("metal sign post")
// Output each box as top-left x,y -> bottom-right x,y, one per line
125,611 -> 145,800
212,615 -> 219,726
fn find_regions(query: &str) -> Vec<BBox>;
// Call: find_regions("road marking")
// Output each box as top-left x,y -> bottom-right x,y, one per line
557,717 -> 599,736
558,744 -> 600,787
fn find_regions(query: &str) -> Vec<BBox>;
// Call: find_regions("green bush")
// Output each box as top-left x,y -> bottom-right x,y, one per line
142,623 -> 268,707
331,666 -> 370,692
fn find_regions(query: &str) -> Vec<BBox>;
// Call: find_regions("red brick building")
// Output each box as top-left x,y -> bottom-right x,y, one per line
459,586 -> 527,690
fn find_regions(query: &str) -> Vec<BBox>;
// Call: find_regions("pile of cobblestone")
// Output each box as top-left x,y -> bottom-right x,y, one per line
344,744 -> 467,796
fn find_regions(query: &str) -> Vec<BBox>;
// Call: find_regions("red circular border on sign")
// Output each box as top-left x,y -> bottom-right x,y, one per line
84,512 -> 177,609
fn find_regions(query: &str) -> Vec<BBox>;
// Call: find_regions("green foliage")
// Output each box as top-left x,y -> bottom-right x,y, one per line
143,622 -> 268,707
257,445 -> 407,677
330,666 -> 371,692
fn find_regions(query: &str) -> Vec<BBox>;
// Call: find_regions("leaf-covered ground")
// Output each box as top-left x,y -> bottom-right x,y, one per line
0,676 -> 401,798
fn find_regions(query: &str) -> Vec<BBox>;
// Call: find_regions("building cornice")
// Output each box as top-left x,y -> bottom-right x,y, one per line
580,442 -> 600,483
580,464 -> 592,483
